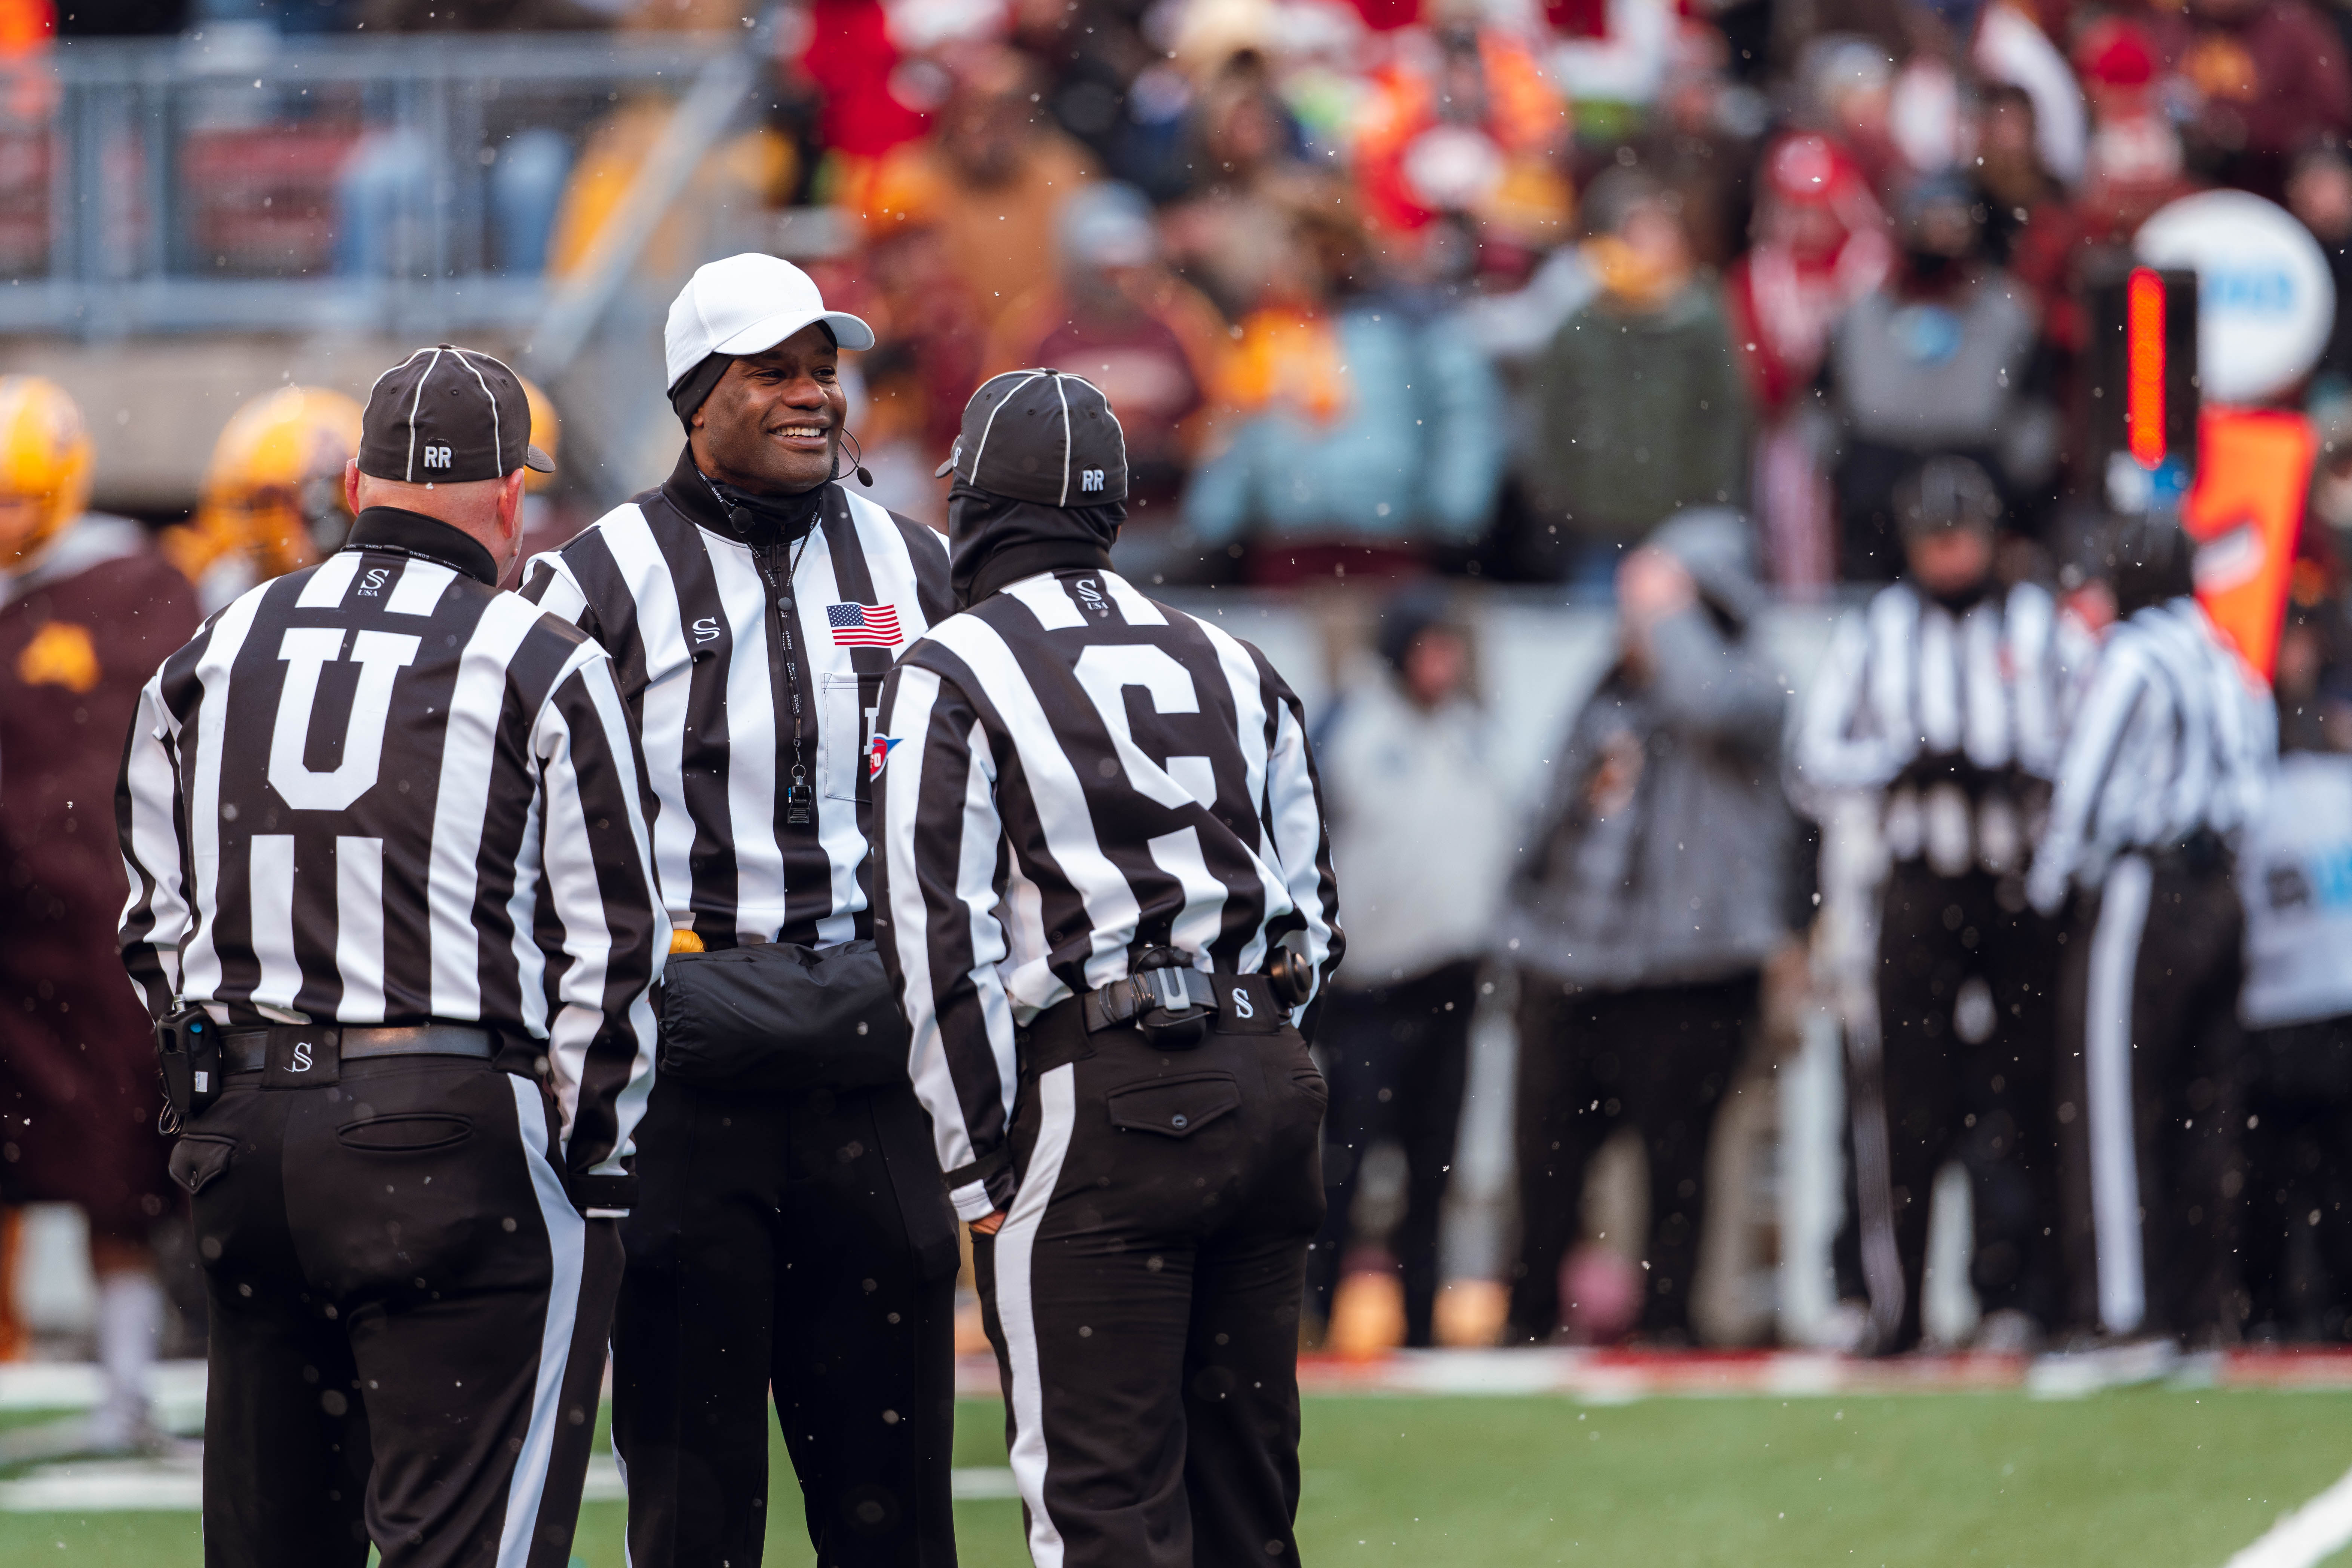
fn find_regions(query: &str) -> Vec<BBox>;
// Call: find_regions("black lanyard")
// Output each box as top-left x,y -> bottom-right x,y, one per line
756,526 -> 817,824
703,472 -> 821,826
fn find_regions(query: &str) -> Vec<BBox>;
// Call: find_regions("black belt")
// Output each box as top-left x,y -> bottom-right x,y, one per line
222,1024 -> 496,1076
1079,967 -> 1286,1040
1082,965 -> 1217,1033
2150,827 -> 2231,877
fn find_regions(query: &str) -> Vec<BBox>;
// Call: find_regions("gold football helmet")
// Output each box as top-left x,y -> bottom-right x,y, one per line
179,386 -> 365,584
520,374 -> 561,494
0,375 -> 94,568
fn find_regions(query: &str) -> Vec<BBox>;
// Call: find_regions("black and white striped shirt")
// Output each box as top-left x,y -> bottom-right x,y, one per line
874,567 -> 1342,1220
2026,595 -> 2275,914
115,507 -> 667,1183
1792,580 -> 2071,874
521,449 -> 951,948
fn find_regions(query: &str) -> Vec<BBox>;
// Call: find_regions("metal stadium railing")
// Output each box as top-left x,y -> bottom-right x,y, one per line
0,31 -> 741,340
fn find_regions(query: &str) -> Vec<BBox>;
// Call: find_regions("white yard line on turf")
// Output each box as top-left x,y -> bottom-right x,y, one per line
952,1469 -> 1021,1500
0,1455 -> 1022,1513
2224,1465 -> 2352,1568
0,1361 -> 208,1413
0,1461 -> 202,1512
19,1352 -> 2352,1416
0,1455 -> 628,1513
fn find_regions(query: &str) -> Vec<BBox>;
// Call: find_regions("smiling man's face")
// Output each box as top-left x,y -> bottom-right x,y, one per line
689,323 -> 845,496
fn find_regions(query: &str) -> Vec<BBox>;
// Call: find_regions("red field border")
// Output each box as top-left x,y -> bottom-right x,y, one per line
952,1346 -> 2352,1400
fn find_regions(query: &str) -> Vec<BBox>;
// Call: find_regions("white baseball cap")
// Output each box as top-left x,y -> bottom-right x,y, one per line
662,253 -> 876,393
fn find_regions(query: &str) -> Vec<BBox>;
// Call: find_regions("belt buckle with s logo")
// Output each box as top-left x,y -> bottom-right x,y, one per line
264,1029 -> 341,1088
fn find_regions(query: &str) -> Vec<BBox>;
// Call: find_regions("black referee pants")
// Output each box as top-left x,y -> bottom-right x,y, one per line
611,1077 -> 961,1568
2238,1018 -> 2352,1340
1839,863 -> 2062,1350
2054,850 -> 2247,1342
1304,960 -> 1477,1347
1507,973 -> 1755,1344
174,1057 -> 618,1568
972,1004 -> 1326,1568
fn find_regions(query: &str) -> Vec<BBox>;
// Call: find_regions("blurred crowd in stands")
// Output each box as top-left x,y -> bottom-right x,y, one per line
15,0 -> 2352,590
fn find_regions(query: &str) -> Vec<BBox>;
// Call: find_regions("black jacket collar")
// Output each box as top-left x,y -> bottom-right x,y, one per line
658,445 -> 829,549
347,506 -> 498,586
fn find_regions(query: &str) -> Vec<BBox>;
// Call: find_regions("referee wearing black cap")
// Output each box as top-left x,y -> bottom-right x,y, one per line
118,344 -> 664,1568
876,369 -> 1342,1568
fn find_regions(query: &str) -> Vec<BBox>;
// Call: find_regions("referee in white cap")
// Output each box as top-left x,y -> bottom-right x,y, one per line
521,255 -> 960,1568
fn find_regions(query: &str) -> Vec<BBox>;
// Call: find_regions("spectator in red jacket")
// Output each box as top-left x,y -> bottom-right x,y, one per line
2152,0 -> 2352,199
1724,133 -> 1889,591
2290,142 -> 2352,408
1725,134 -> 1891,421
2006,16 -> 2206,375
985,181 -> 1232,576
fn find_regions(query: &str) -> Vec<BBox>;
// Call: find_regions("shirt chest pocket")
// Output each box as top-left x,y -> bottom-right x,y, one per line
822,671 -> 888,804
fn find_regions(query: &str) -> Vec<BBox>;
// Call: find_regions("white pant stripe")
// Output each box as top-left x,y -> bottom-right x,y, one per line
2087,853 -> 2153,1335
998,1064 -> 1077,1568
497,1076 -> 588,1568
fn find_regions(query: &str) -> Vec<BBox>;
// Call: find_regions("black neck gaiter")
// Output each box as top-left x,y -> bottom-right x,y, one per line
948,480 -> 1126,609
704,473 -> 827,548
1914,568 -> 1996,614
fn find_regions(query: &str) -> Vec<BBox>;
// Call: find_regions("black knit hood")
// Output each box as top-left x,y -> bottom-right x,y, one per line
948,479 -> 1126,609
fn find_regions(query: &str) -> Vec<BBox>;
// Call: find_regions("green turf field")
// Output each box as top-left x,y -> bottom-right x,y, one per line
3,1389 -> 2348,1566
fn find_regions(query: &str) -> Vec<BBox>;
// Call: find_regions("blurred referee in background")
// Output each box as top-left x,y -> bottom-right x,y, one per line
521,254 -> 960,1568
875,369 -> 1342,1568
1793,457 -> 2070,1354
2029,514 -> 2274,1347
117,346 -> 665,1567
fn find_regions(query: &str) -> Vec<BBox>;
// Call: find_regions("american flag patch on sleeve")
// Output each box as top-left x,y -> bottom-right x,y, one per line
826,602 -> 903,647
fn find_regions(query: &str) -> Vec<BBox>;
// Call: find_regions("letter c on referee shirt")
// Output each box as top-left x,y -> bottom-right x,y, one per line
268,627 -> 422,812
1071,644 -> 1217,810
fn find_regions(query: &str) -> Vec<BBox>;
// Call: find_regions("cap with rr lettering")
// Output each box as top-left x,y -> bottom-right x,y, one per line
935,369 -> 1127,506
358,344 -> 554,484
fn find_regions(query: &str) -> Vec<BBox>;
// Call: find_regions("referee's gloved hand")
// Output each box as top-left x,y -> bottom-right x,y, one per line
969,1210 -> 1007,1237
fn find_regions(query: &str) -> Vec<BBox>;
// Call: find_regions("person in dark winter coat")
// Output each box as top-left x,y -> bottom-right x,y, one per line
1523,172 -> 1751,584
1498,508 -> 1793,1342
1306,588 -> 1510,1348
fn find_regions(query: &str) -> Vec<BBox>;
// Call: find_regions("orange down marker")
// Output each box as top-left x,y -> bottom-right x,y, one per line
2184,406 -> 2315,680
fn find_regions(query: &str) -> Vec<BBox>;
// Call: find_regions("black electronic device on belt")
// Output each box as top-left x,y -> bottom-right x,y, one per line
1264,945 -> 1312,1010
154,1003 -> 222,1134
1125,946 -> 1215,1049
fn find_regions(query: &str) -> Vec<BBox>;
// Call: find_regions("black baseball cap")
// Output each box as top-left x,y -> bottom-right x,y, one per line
935,369 -> 1127,507
359,344 -> 555,485
1895,455 -> 2002,539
